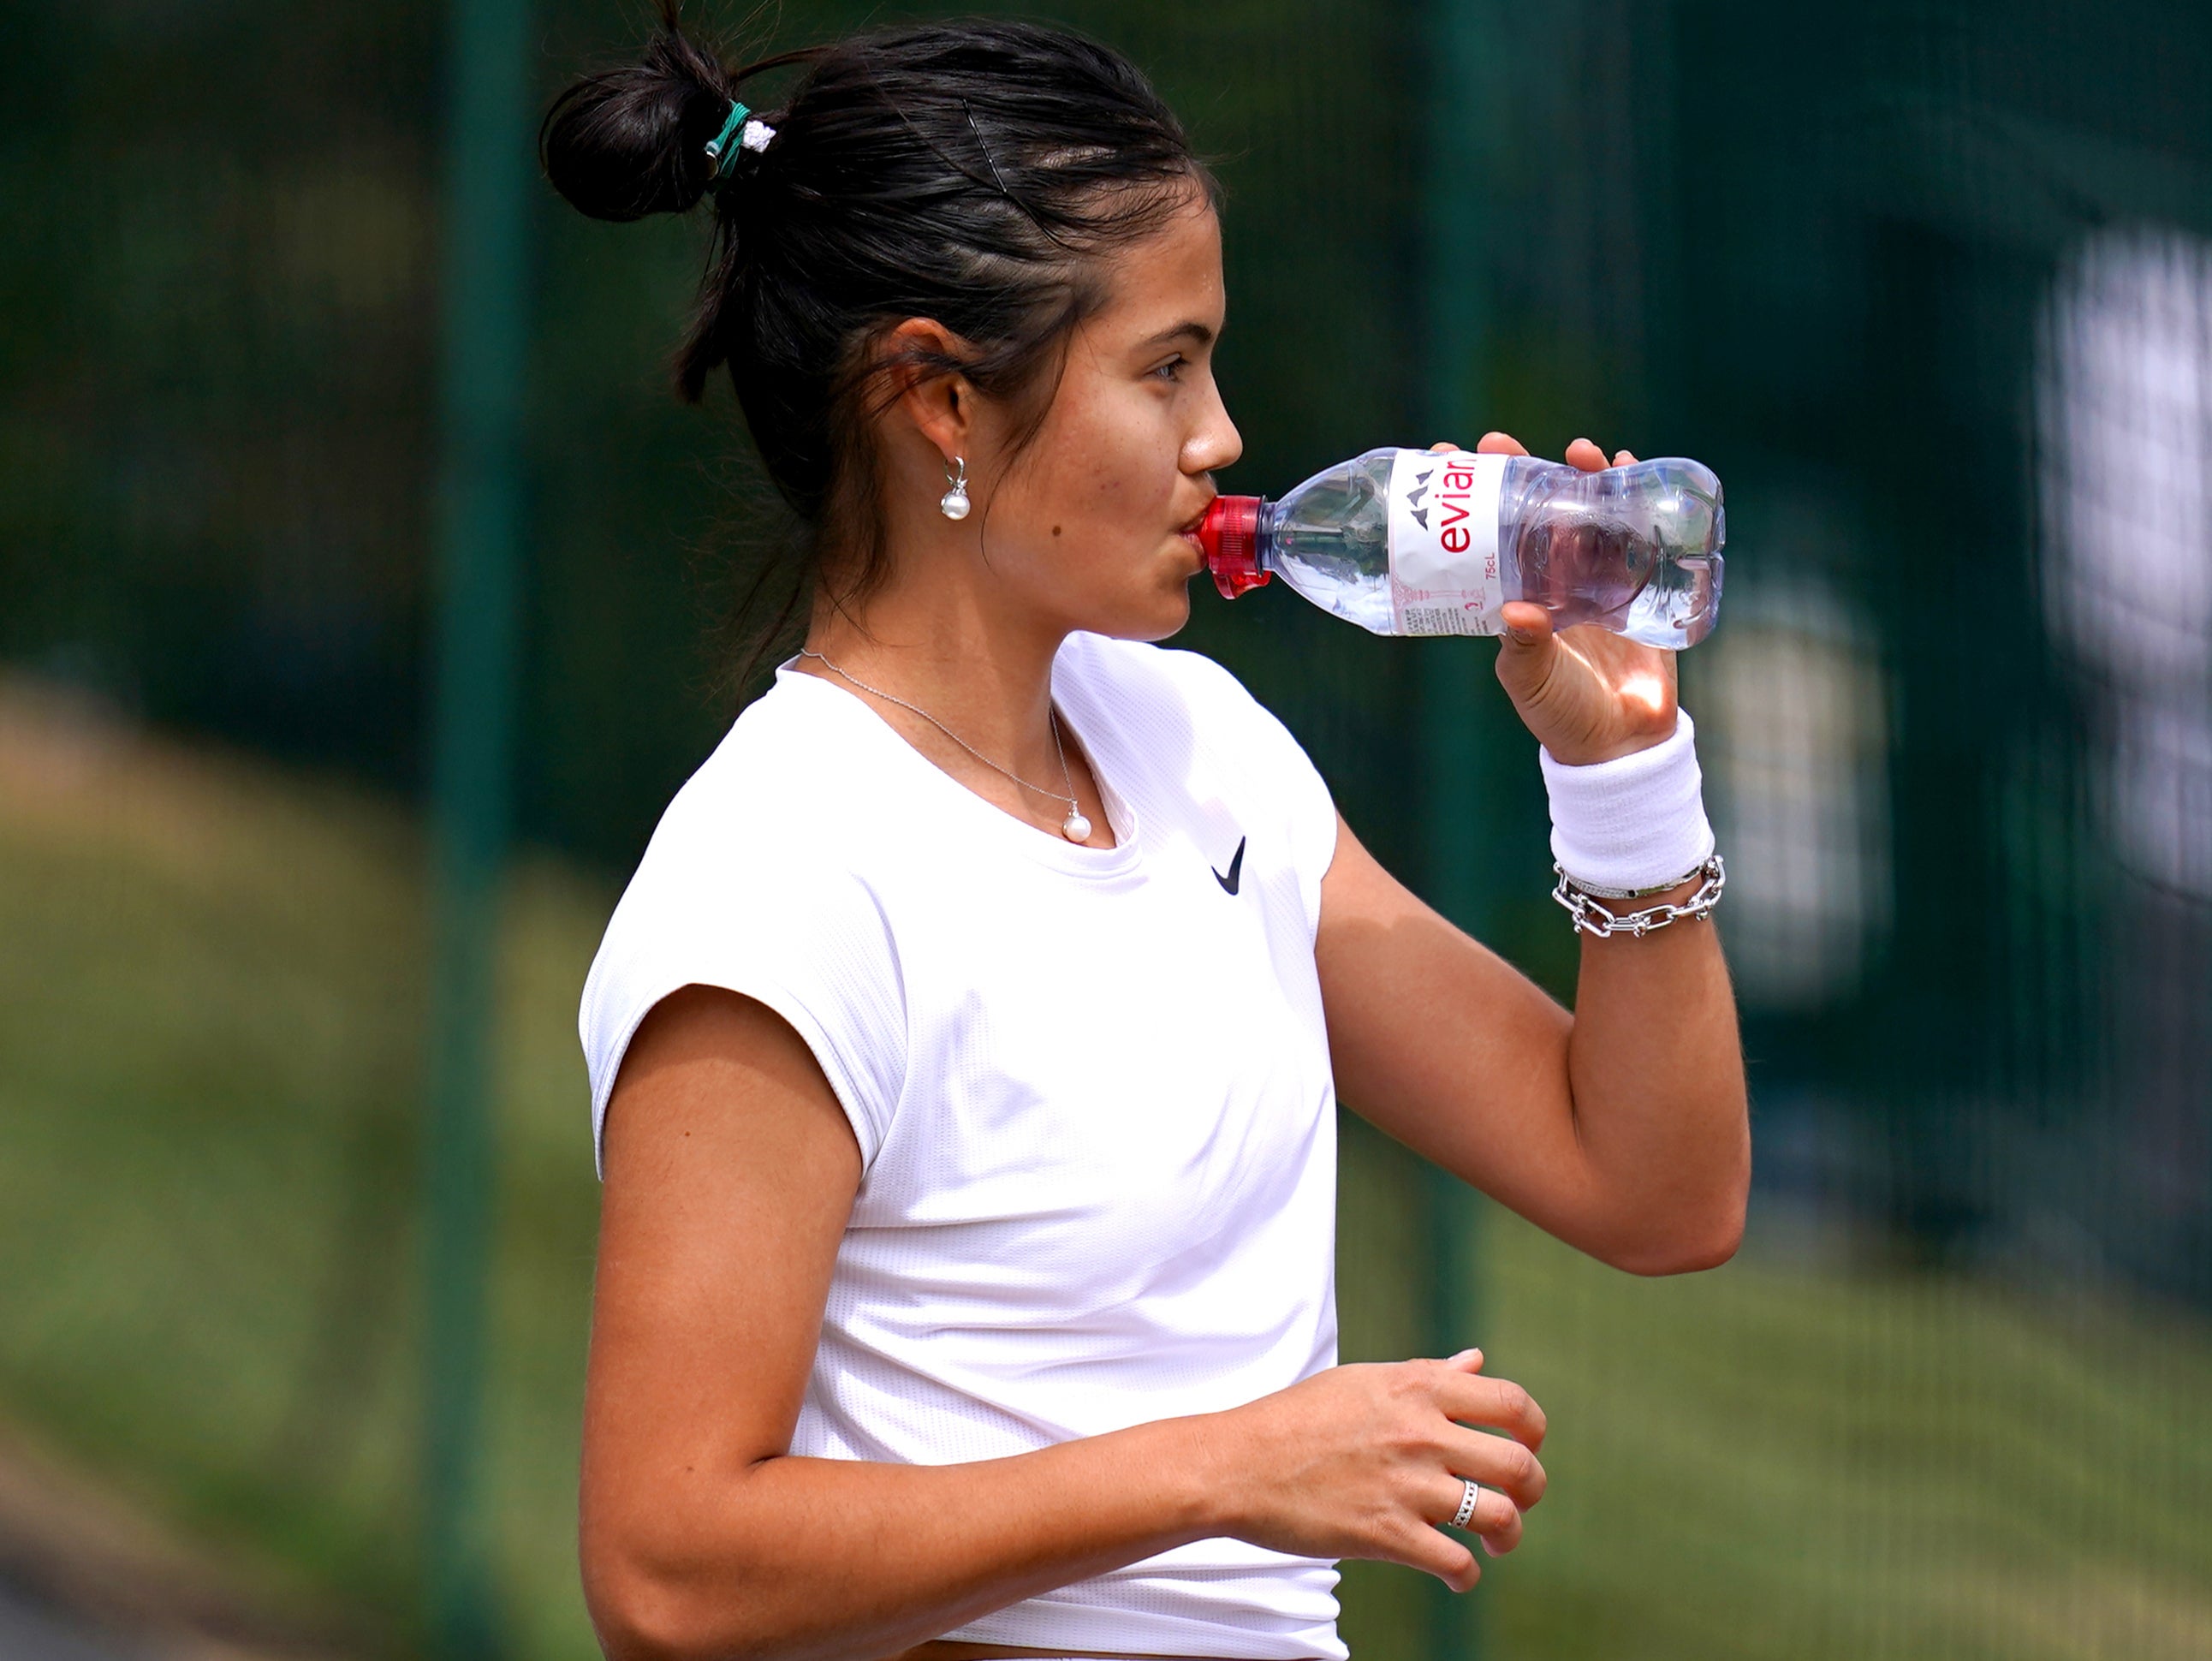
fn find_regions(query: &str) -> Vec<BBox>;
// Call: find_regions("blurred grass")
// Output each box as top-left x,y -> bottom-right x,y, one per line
2,672 -> 2209,1660
1341,1148 -> 2212,1660
0,675 -> 607,1659
1478,1207 -> 2212,1660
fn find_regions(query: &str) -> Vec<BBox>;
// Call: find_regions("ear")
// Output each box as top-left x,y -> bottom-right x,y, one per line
883,317 -> 975,467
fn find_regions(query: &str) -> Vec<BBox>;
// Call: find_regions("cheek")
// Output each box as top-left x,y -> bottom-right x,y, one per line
1039,401 -> 1176,530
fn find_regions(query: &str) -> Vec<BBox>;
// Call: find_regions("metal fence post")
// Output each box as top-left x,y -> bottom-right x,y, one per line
424,0 -> 532,1652
1420,0 -> 1508,1654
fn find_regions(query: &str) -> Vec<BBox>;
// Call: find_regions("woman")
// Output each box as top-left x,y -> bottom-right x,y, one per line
550,10 -> 1748,1661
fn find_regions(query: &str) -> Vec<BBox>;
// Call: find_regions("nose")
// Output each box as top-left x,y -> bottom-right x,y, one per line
1185,378 -> 1243,478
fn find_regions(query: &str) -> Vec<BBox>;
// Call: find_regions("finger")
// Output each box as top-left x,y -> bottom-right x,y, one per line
1429,439 -> 1463,454
1394,1521 -> 1482,1594
1436,1372 -> 1549,1452
1435,1475 -> 1525,1558
1564,436 -> 1608,472
1475,431 -> 1530,455
1443,1346 -> 1485,1372
1478,1497 -> 1525,1558
1425,1471 -> 1523,1551
1377,1482 -> 1488,1588
1612,448 -> 1638,467
1499,599 -> 1553,646
1494,602 -> 1560,702
1442,1424 -> 1549,1514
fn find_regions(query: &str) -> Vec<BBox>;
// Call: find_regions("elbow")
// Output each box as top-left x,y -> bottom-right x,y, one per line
584,1540 -> 770,1661
1610,1152 -> 1751,1277
1629,1213 -> 1744,1276
585,1567 -> 710,1661
580,1449 -> 812,1661
1610,1212 -> 1743,1277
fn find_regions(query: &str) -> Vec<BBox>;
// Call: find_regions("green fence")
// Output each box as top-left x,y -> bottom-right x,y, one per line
1,1 -> 2208,1657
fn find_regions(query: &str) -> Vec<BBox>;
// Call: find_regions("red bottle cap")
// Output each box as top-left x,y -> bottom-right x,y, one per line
1198,495 -> 1270,598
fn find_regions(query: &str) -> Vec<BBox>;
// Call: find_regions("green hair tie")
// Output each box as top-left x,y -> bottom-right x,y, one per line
704,101 -> 752,179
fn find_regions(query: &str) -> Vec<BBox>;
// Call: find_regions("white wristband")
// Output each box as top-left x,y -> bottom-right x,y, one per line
1539,708 -> 1717,893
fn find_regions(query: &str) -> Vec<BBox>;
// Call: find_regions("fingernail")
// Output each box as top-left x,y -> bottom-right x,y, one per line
1507,627 -> 1537,644
1449,1346 -> 1484,1362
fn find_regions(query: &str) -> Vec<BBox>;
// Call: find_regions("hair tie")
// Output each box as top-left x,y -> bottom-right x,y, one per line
705,100 -> 776,180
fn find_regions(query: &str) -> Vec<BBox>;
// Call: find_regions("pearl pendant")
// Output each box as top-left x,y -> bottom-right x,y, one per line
939,486 -> 971,521
1061,807 -> 1091,842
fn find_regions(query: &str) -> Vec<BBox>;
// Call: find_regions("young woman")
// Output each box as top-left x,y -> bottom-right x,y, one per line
549,11 -> 1747,1661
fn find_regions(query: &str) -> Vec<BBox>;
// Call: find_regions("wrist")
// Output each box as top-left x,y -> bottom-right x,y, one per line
1540,707 -> 1715,893
1167,1407 -> 1256,1539
1551,850 -> 1727,938
1546,709 -> 1679,768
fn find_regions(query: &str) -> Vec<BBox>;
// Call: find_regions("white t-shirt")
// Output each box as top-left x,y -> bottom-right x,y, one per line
579,632 -> 1347,1660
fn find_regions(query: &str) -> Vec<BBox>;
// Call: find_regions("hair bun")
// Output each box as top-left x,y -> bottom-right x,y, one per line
541,12 -> 734,223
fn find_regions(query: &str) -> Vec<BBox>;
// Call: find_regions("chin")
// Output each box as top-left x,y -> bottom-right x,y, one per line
1138,595 -> 1195,642
1080,586 -> 1192,645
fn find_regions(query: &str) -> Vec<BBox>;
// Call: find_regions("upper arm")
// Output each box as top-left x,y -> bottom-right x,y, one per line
582,985 -> 861,1611
1315,812 -> 1625,1263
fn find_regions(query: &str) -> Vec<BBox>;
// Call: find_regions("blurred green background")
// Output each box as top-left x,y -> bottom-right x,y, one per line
3,0 -> 2209,1658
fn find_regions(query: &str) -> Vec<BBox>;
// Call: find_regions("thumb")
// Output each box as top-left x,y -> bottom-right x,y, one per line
1495,601 -> 1555,683
1447,1347 -> 1487,1372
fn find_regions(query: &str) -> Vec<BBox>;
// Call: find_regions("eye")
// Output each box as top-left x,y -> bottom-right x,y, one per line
1149,354 -> 1186,382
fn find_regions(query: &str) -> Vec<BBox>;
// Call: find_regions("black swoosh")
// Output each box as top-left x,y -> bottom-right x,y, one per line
1213,836 -> 1246,896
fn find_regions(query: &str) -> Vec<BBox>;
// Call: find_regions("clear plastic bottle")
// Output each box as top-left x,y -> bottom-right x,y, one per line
1198,446 -> 1726,647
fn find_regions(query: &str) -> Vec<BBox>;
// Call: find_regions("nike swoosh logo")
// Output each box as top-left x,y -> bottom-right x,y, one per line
1213,836 -> 1246,896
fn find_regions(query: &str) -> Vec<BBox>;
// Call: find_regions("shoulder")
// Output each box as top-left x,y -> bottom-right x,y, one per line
609,682 -> 879,921
1061,629 -> 1248,700
1060,632 -> 1299,752
578,678 -> 909,1169
1065,634 -> 1323,793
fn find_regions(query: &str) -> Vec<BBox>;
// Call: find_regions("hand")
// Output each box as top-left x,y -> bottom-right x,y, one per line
1428,433 -> 1679,765
1209,1348 -> 1549,1593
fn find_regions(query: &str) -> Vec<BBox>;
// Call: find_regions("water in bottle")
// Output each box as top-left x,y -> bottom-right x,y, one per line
1197,447 -> 1726,647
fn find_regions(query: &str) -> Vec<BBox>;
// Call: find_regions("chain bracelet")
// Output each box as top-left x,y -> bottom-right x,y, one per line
1551,853 -> 1726,938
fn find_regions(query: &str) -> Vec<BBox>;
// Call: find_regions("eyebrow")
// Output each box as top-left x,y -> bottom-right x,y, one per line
1141,320 -> 1216,350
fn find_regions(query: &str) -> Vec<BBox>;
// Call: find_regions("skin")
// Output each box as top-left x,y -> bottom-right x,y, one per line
581,186 -> 1749,1661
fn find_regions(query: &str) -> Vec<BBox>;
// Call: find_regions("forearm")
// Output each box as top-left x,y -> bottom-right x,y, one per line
1564,884 -> 1748,1271
1524,699 -> 1748,1271
585,1410 -> 1231,1661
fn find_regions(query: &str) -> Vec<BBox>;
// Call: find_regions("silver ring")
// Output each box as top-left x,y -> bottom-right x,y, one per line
1452,1478 -> 1480,1529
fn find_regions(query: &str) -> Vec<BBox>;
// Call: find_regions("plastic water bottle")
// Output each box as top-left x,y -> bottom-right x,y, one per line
1197,447 -> 1726,647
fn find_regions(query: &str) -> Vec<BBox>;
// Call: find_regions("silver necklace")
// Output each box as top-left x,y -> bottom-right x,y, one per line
800,648 -> 1093,842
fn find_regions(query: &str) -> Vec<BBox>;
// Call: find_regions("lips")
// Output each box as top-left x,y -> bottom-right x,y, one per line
1174,508 -> 1210,573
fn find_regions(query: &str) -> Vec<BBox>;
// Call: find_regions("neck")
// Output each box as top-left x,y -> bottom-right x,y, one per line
800,568 -> 1069,789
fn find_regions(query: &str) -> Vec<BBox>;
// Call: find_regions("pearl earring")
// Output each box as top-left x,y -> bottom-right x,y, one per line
939,455 -> 971,521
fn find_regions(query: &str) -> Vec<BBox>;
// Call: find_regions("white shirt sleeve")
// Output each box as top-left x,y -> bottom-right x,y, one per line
1239,697 -> 1339,932
578,823 -> 907,1179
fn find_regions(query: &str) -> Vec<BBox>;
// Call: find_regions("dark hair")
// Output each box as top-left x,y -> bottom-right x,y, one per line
541,5 -> 1218,679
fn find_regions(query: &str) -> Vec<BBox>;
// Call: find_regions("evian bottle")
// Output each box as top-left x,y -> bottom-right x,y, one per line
1197,447 -> 1726,647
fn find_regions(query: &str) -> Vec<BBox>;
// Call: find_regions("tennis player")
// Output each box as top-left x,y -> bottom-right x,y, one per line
548,11 -> 1748,1660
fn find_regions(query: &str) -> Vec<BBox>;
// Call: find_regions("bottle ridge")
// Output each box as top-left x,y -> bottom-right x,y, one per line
1198,447 -> 1726,647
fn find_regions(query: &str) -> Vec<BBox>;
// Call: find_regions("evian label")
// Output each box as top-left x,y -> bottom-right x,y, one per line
1387,448 -> 1507,635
